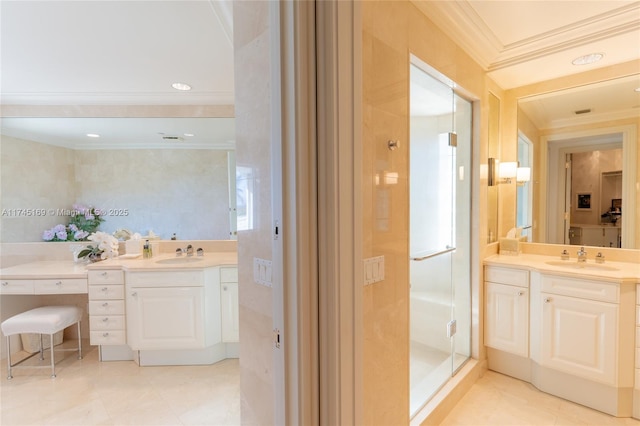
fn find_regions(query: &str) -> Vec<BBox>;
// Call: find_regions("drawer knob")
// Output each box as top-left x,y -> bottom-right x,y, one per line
132,292 -> 137,297
544,297 -> 552,303
102,332 -> 109,337
102,317 -> 109,322
223,285 -> 228,291
102,287 -> 108,292
56,281 -> 62,286
517,291 -> 524,296
1,281 -> 8,286
102,302 -> 109,307
101,272 -> 108,276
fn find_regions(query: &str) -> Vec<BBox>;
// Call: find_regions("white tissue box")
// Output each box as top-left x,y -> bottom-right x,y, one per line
125,239 -> 142,255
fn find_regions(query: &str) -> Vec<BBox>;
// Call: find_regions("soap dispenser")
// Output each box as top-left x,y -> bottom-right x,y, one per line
143,240 -> 150,259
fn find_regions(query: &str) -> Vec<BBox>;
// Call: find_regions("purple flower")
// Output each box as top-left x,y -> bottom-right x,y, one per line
43,229 -> 55,241
56,230 -> 68,240
74,230 -> 89,240
69,224 -> 78,232
85,213 -> 95,220
53,224 -> 66,233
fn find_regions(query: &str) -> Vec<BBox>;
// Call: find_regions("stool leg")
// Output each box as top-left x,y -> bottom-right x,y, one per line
50,333 -> 56,378
39,334 -> 44,360
6,336 -> 13,380
77,321 -> 82,360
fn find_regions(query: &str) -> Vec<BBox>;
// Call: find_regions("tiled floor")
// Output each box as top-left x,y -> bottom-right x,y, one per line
441,370 -> 640,426
0,340 -> 240,425
3,342 -> 640,426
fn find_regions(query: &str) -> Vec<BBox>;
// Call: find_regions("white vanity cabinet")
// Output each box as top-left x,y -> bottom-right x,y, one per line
125,269 -> 220,351
220,267 -> 239,343
484,266 -> 529,357
88,269 -> 126,346
538,274 -> 618,385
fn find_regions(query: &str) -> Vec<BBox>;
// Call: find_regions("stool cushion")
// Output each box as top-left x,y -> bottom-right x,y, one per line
1,306 -> 82,336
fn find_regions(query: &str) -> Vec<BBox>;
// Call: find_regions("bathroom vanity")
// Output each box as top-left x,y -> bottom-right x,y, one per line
87,252 -> 238,366
484,253 -> 639,418
0,249 -> 238,367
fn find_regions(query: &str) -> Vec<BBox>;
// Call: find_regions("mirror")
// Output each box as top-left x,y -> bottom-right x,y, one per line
487,93 -> 500,243
0,116 -> 235,243
517,73 -> 639,248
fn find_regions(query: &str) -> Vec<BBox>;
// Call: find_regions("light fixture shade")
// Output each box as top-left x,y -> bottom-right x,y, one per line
516,167 -> 531,182
498,162 -> 517,179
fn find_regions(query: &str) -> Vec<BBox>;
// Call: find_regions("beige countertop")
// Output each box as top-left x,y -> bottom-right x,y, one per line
484,253 -> 640,283
0,260 -> 88,279
86,252 -> 238,271
1,252 -> 238,280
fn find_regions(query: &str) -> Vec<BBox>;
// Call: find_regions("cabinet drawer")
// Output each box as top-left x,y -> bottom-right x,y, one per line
541,274 -> 618,303
88,270 -> 124,285
88,285 -> 124,300
220,267 -> 238,283
484,266 -> 528,287
34,279 -> 87,294
127,271 -> 203,287
0,279 -> 34,294
90,330 -> 126,345
89,300 -> 125,315
90,315 -> 125,331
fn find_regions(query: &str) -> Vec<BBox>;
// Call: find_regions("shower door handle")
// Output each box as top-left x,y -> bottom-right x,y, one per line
410,247 -> 456,261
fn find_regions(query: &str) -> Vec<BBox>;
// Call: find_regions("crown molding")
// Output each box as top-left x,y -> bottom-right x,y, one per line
0,91 -> 235,107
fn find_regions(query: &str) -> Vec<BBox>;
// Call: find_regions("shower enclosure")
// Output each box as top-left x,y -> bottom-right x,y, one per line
409,59 -> 472,416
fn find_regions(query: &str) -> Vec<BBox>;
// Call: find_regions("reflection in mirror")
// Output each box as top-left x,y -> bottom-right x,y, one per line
487,93 -> 500,243
0,117 -> 235,243
516,134 -> 532,241
517,74 -> 639,249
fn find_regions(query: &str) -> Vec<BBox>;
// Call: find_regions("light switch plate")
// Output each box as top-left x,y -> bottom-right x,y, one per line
253,257 -> 273,287
363,255 -> 384,285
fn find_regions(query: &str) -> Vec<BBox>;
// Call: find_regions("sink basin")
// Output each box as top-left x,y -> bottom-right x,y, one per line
155,257 -> 204,265
544,260 -> 619,272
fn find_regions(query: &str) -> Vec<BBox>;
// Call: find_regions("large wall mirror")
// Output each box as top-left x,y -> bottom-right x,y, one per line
517,73 -> 639,249
0,115 -> 236,243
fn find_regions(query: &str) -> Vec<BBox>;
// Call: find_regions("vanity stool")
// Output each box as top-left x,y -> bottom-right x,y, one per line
1,306 -> 83,379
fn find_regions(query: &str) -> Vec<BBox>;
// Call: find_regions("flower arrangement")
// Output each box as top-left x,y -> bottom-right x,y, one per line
77,232 -> 120,261
42,203 -> 104,242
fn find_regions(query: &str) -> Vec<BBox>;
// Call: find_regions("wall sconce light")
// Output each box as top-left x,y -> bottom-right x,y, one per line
516,167 -> 531,186
498,161 -> 518,184
488,158 -> 532,186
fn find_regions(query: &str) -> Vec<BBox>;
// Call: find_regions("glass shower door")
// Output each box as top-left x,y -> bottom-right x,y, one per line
409,62 -> 471,416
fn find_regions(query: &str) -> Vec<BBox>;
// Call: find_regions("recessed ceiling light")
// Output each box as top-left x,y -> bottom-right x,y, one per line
571,53 -> 604,66
86,133 -> 100,138
635,87 -> 640,92
171,82 -> 192,91
184,133 -> 195,137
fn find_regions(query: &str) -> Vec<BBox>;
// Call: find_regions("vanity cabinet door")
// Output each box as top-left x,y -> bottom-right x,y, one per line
221,281 -> 239,342
127,286 -> 205,350
540,292 -> 617,385
485,282 -> 529,357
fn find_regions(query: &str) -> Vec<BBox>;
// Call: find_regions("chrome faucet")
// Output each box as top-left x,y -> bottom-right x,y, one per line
595,252 -> 605,264
577,246 -> 587,263
176,244 -> 194,257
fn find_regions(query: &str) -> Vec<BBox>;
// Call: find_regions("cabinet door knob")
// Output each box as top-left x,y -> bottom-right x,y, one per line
102,302 -> 109,307
102,287 -> 108,292
101,272 -> 108,276
56,281 -> 62,286
1,281 -> 8,286
102,317 -> 109,322
223,285 -> 228,291
517,291 -> 524,296
102,332 -> 109,337
544,297 -> 552,303
132,292 -> 137,297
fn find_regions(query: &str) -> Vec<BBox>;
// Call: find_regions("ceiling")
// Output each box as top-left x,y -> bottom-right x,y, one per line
0,1 -> 638,145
